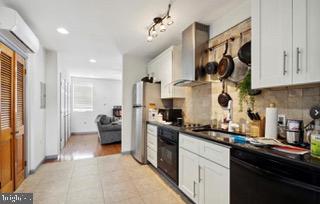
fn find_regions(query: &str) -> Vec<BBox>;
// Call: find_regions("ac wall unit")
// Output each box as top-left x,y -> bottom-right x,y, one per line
0,7 -> 40,53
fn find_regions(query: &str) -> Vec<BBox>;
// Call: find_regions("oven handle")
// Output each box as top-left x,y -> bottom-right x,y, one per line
158,136 -> 177,145
231,157 -> 320,192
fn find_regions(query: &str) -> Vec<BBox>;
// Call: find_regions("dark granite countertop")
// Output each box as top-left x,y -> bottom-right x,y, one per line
147,121 -> 320,172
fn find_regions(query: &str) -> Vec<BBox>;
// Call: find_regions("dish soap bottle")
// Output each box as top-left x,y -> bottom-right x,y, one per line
311,119 -> 320,158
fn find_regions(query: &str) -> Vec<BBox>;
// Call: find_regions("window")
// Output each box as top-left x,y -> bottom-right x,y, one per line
72,83 -> 93,112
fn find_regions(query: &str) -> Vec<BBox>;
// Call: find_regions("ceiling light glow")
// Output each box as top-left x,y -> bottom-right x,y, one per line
56,27 -> 69,35
89,59 -> 97,63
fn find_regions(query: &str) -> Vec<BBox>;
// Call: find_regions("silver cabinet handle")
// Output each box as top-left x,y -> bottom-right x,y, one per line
193,181 -> 196,198
283,51 -> 287,75
296,47 -> 301,74
198,165 -> 201,183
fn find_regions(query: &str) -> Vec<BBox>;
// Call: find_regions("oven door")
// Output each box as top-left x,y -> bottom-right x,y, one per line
157,136 -> 178,184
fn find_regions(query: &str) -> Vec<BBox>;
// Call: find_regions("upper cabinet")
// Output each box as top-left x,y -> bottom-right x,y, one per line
147,46 -> 185,99
252,0 -> 320,89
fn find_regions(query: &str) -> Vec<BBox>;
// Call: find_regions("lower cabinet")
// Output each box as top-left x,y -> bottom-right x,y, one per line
147,124 -> 157,167
179,148 -> 200,203
199,157 -> 229,204
179,134 -> 230,204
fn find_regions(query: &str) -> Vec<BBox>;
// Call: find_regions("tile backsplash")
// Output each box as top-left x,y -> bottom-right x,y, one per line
173,82 -> 320,127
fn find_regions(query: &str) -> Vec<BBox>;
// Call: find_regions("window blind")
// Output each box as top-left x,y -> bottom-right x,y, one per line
72,83 -> 93,112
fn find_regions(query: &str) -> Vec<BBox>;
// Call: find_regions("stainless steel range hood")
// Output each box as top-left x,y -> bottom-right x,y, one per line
174,22 -> 210,86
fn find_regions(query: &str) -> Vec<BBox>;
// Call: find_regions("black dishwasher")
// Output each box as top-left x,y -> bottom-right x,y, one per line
231,148 -> 320,204
157,126 -> 179,185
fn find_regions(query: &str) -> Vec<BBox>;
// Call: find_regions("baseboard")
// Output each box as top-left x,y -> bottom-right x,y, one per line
45,154 -> 58,160
121,151 -> 131,155
29,157 -> 45,175
71,131 -> 98,135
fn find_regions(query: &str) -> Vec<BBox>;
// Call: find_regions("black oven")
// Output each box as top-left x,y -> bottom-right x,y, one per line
157,126 -> 179,185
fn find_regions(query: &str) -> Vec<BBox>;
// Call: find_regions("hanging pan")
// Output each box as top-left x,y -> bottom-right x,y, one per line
218,80 -> 232,108
229,33 -> 249,83
205,48 -> 218,75
218,40 -> 234,80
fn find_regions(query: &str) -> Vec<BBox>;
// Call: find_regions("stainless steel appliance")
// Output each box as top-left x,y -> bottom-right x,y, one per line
131,81 -> 162,164
157,126 -> 179,185
158,108 -> 182,124
174,22 -> 210,86
231,148 -> 320,204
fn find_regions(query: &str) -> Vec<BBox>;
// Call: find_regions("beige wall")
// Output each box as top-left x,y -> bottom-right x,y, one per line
174,83 -> 320,128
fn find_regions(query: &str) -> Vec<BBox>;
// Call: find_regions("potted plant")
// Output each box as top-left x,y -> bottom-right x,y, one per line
237,70 -> 257,112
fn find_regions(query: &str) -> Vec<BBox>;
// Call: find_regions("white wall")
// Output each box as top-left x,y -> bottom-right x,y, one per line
45,50 -> 60,157
209,0 -> 251,38
26,47 -> 47,171
71,77 -> 122,133
122,55 -> 148,152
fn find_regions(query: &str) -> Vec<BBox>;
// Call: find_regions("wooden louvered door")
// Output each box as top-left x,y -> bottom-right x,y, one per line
14,53 -> 25,189
0,43 -> 14,193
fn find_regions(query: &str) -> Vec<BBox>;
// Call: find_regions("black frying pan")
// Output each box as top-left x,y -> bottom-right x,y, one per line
218,81 -> 232,107
205,48 -> 218,75
218,41 -> 234,80
238,41 -> 251,66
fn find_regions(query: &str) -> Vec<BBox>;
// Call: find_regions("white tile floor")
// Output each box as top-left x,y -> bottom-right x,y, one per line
16,154 -> 189,204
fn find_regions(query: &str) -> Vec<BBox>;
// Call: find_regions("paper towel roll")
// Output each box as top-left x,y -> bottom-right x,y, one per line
265,107 -> 278,139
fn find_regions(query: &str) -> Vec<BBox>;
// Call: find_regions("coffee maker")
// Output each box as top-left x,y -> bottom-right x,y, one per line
286,119 -> 304,145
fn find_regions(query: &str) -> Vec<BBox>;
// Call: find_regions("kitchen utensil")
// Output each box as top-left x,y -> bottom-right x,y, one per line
218,40 -> 234,80
247,109 -> 254,121
205,48 -> 218,75
255,112 -> 261,120
229,34 -> 249,83
238,41 -> 251,66
218,81 -> 232,107
310,105 -> 320,119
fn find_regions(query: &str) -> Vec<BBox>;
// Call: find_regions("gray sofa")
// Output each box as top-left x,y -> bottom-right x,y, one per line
95,115 -> 121,144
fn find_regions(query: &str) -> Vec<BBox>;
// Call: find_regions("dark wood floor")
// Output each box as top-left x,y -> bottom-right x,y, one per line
46,133 -> 121,162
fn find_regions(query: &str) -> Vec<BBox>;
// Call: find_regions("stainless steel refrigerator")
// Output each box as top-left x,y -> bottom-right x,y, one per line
131,81 -> 162,164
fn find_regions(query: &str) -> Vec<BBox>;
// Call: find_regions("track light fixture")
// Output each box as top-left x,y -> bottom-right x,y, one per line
147,4 -> 174,42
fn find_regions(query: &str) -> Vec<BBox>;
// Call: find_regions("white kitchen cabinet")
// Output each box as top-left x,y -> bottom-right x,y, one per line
252,0 -> 320,88
147,124 -> 157,167
292,0 -> 320,84
147,46 -> 185,99
199,157 -> 229,204
179,133 -> 230,204
179,148 -> 200,203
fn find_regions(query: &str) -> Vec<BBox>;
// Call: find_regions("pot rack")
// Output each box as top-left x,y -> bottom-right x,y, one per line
206,28 -> 251,52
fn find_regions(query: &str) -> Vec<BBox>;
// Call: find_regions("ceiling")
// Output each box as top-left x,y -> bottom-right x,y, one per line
1,0 -> 244,79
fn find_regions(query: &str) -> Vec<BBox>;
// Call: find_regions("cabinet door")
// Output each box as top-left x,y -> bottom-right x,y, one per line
148,58 -> 161,83
0,43 -> 14,193
159,50 -> 173,99
199,158 -> 230,204
14,53 -> 25,189
179,148 -> 199,203
293,0 -> 320,84
252,0 -> 293,88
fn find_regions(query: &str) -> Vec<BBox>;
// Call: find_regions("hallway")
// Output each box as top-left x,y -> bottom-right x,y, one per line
53,134 -> 121,162
16,154 -> 188,204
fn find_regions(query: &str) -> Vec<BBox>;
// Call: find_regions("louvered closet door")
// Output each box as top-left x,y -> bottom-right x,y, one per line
0,43 -> 14,193
14,53 -> 25,189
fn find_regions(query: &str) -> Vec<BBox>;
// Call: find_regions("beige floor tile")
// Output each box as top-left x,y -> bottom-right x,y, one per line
103,181 -> 139,202
34,196 -> 66,204
66,196 -> 104,204
107,196 -> 145,204
141,189 -> 184,204
134,176 -> 166,195
100,170 -> 131,185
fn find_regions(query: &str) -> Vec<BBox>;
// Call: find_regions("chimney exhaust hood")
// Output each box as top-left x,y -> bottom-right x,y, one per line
174,22 -> 210,86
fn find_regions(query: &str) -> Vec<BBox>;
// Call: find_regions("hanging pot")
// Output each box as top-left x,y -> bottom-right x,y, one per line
218,80 -> 232,108
229,34 -> 249,83
205,48 -> 218,75
238,41 -> 251,66
218,40 -> 234,80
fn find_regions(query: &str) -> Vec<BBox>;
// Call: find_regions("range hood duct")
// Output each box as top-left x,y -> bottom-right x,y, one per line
174,22 -> 210,87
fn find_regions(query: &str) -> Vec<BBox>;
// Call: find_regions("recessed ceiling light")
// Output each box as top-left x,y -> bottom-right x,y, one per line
56,27 -> 69,35
89,59 -> 97,63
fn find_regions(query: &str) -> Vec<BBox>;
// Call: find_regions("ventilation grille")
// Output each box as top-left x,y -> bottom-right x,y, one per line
16,61 -> 24,127
1,52 -> 12,129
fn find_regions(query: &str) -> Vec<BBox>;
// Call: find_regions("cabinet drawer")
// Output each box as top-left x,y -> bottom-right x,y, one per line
147,124 -> 157,136
200,141 -> 230,168
179,133 -> 201,155
147,133 -> 157,151
147,147 -> 157,168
